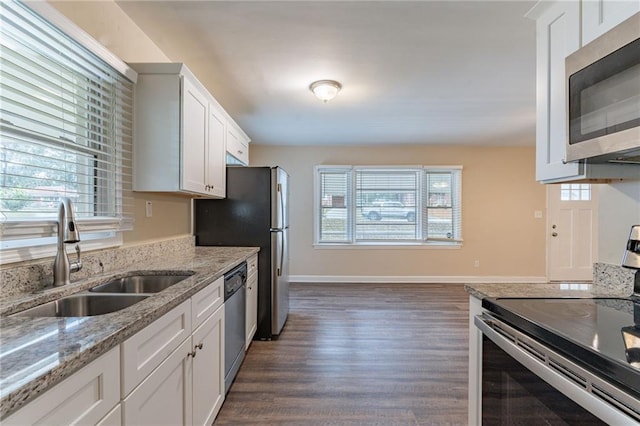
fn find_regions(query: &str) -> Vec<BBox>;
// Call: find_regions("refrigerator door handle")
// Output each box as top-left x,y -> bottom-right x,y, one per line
271,228 -> 283,276
278,231 -> 284,277
279,182 -> 285,230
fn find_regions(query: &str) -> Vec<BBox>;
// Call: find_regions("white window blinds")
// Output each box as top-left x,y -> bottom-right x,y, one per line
0,0 -> 134,245
315,166 -> 462,245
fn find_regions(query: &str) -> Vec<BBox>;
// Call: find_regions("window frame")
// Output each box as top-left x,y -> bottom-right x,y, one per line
0,0 -> 137,265
314,165 -> 463,248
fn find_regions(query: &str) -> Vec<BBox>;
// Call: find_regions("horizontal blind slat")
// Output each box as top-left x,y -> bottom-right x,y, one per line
1,0 -> 133,238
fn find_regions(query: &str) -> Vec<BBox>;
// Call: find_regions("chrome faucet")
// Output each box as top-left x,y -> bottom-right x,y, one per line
52,197 -> 82,287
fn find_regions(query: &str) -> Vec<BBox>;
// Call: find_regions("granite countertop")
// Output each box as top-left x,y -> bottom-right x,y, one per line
0,246 -> 259,419
464,282 -> 631,300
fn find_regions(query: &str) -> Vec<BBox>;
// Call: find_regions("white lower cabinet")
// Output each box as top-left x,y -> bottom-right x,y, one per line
3,347 -> 120,425
192,304 -> 225,425
121,299 -> 192,397
121,280 -> 225,426
245,254 -> 258,349
122,338 -> 193,425
4,276 -> 227,426
96,404 -> 122,426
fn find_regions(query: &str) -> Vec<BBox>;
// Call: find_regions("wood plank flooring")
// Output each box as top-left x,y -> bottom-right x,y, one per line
214,283 -> 469,425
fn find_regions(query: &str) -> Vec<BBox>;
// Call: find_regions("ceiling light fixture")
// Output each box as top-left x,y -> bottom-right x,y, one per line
309,80 -> 342,103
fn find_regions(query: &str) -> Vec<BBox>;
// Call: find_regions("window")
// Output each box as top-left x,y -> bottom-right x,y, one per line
315,166 -> 462,245
560,184 -> 591,201
0,0 -> 135,261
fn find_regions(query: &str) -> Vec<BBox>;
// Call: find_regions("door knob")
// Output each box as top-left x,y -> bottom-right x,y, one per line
552,232 -> 558,237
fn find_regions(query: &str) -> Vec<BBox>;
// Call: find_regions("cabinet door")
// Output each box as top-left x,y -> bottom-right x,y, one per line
226,122 -> 249,166
534,1 -> 585,182
96,404 -> 122,426
582,0 -> 640,45
181,76 -> 209,194
121,300 -> 191,396
192,305 -> 225,426
207,102 -> 227,198
122,338 -> 193,426
246,255 -> 258,348
245,273 -> 258,348
4,347 -> 120,426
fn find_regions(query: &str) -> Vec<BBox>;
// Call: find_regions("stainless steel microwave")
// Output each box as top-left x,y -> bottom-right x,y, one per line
565,13 -> 640,164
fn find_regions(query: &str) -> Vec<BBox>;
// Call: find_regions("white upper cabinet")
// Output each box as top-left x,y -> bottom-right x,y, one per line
208,103 -> 227,197
531,1 -> 583,183
226,119 -> 250,166
182,76 -> 210,195
582,0 -> 640,45
131,63 -> 248,197
528,1 -> 640,183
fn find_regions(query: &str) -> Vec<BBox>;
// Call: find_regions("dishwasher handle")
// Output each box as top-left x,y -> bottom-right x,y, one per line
224,262 -> 247,300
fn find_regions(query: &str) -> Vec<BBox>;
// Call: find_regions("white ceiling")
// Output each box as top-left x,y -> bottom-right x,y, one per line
116,1 -> 538,147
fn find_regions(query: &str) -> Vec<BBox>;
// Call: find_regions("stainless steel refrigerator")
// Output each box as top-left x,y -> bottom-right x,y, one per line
194,166 -> 289,339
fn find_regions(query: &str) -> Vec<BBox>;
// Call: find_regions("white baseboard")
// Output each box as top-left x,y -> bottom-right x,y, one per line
289,275 -> 548,284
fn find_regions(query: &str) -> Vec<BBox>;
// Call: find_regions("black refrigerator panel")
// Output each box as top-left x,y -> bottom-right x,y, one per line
195,167 -> 272,246
194,166 -> 275,339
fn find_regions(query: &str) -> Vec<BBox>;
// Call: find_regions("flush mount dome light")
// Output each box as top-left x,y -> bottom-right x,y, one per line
309,80 -> 342,103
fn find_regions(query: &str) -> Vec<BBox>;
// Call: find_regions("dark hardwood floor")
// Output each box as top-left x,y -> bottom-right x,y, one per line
215,283 -> 469,425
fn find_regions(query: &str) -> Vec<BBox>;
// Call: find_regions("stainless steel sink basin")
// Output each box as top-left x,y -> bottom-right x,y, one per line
89,273 -> 193,294
13,294 -> 149,317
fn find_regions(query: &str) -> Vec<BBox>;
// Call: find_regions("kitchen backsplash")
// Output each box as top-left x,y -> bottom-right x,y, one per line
0,235 -> 195,298
593,262 -> 635,294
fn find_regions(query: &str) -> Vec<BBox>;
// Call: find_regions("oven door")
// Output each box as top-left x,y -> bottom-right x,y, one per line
475,314 -> 640,425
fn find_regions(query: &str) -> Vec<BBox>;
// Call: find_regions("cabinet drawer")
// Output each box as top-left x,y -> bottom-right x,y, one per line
191,276 -> 224,330
121,299 -> 191,397
4,347 -> 120,425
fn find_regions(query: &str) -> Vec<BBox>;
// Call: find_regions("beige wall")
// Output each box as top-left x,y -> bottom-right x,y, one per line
44,0 -> 192,245
251,145 -> 547,279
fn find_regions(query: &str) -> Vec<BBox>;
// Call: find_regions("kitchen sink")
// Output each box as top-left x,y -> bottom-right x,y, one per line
12,294 -> 149,317
89,273 -> 193,294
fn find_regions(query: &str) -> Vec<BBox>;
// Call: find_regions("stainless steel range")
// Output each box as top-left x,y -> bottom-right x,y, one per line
474,225 -> 640,424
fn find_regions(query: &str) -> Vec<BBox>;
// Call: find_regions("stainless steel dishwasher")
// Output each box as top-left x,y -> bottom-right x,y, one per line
224,262 -> 247,393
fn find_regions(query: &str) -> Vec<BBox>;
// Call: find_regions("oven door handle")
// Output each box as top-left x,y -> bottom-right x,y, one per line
474,313 -> 640,424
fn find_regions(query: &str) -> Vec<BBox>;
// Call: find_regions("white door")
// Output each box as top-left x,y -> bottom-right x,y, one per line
547,184 -> 599,281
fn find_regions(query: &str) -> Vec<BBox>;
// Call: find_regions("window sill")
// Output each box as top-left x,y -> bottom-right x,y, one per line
1,234 -> 122,265
313,242 -> 462,250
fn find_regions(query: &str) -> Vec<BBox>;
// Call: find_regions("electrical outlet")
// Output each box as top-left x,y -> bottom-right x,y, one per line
534,210 -> 543,219
145,201 -> 153,218
474,260 -> 480,268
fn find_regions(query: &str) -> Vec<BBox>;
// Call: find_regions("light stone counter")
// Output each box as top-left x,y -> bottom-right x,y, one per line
464,282 -> 630,301
0,246 -> 259,419
466,263 -> 636,300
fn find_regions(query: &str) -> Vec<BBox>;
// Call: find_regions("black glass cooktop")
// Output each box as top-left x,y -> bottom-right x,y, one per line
482,297 -> 640,399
